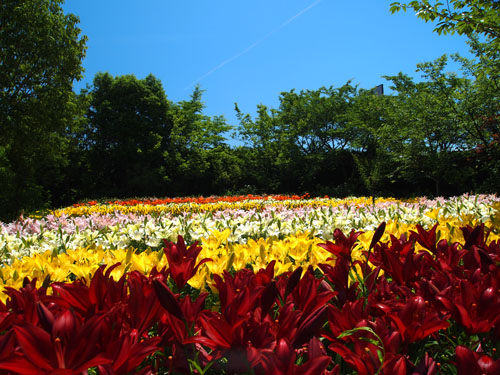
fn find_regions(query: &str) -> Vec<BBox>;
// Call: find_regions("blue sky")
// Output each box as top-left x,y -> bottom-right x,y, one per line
63,0 -> 475,133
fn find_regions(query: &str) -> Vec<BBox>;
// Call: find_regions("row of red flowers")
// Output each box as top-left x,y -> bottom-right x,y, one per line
0,223 -> 499,374
71,193 -> 312,207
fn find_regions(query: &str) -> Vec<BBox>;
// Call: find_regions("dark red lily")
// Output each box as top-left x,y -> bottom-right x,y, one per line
292,304 -> 328,348
0,330 -> 15,363
317,228 -> 363,264
455,345 -> 500,375
163,235 -> 212,290
324,299 -> 370,339
125,271 -> 162,336
48,264 -> 127,318
436,280 -> 500,334
259,337 -> 332,375
412,352 -> 438,375
290,266 -> 336,318
0,310 -> 111,375
187,309 -> 276,373
329,338 -> 382,375
98,328 -> 161,375
410,224 -> 438,253
318,259 -> 359,306
213,271 -> 265,325
380,296 -> 449,345
88,264 -> 127,311
152,278 -> 184,321
3,277 -> 47,325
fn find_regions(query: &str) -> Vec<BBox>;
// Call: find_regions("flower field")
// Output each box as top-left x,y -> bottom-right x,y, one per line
0,194 -> 499,374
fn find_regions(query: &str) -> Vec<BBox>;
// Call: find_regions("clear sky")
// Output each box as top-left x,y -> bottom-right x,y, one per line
63,0 -> 475,135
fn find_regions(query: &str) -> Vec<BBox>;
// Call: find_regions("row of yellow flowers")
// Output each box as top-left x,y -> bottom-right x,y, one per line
3,214 -> 499,304
51,196 -> 399,217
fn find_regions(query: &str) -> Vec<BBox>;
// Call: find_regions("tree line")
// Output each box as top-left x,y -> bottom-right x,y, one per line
1,0 -> 499,221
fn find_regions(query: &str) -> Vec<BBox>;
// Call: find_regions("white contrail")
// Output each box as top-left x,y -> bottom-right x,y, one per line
184,0 -> 323,90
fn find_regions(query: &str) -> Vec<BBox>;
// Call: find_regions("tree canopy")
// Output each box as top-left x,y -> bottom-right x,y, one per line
0,1 -> 498,220
389,1 -> 500,41
0,0 -> 87,218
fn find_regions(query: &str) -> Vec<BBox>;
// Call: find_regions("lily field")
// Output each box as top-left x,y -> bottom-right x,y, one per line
0,194 -> 499,374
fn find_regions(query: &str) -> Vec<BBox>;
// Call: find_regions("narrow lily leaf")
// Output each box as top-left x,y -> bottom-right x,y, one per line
261,281 -> 278,316
36,301 -> 55,333
369,221 -> 386,250
463,224 -> 482,249
285,266 -> 303,297
338,326 -> 375,339
293,305 -> 327,348
153,279 -> 184,321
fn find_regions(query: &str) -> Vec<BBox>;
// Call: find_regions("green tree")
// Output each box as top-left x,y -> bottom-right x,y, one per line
277,84 -> 358,193
235,103 -> 286,193
278,84 -> 357,154
452,40 -> 500,192
235,84 -> 360,195
382,55 -> 471,195
389,2 -> 499,194
84,73 -> 172,198
347,87 -> 396,197
166,86 -> 233,195
0,0 -> 87,219
389,0 -> 500,42
390,0 -> 500,78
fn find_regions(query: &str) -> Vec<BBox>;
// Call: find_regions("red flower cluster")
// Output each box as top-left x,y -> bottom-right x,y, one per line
0,224 -> 499,374
71,194 -> 312,207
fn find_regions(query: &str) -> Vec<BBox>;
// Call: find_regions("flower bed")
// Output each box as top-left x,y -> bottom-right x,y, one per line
1,194 -> 499,263
0,195 -> 499,374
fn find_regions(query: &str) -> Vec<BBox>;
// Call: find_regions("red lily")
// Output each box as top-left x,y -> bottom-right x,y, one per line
275,302 -> 301,343
0,330 -> 15,363
290,266 -> 337,318
187,309 -> 276,373
379,295 -> 449,345
88,264 -> 127,311
329,338 -> 383,375
410,224 -> 438,253
163,235 -> 212,290
98,328 -> 161,375
125,271 -> 162,336
317,228 -> 363,264
324,299 -> 370,339
3,277 -> 47,325
0,309 -> 111,375
330,336 -> 409,375
412,353 -> 438,375
259,337 -> 332,375
436,280 -> 500,334
455,346 -> 500,375
318,259 -> 359,306
152,278 -> 184,321
292,304 -> 328,348
48,264 -> 127,318
213,271 -> 265,325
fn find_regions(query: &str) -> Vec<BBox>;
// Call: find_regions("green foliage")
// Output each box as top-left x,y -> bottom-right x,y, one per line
78,77 -> 237,200
382,55 -> 472,195
0,0 -> 87,220
451,39 -> 500,192
83,72 -> 172,198
389,1 -> 500,42
2,1 -> 499,216
390,1 -> 500,79
166,86 -> 234,195
234,84 -> 362,195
